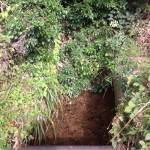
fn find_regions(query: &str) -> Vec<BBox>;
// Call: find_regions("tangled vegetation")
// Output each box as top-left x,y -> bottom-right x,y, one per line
0,0 -> 150,150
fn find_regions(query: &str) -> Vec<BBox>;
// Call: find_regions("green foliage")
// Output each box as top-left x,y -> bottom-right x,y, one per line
0,0 -> 63,149
105,31 -> 139,77
105,30 -> 148,150
59,28 -> 139,98
1,0 -> 63,60
0,0 -> 149,149
65,2 -> 94,29
59,65 -> 90,98
59,27 -> 113,98
0,32 -> 63,142
108,7 -> 142,31
65,0 -> 126,29
0,62 -> 62,148
110,68 -> 150,149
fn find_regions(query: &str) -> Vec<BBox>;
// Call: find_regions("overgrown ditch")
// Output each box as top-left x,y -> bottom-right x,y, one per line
0,1 -> 149,149
39,89 -> 115,146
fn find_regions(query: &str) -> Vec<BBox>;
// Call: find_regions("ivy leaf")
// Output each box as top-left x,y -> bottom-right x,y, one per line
128,101 -> 135,109
139,85 -> 145,91
129,113 -> 134,118
28,135 -> 34,140
128,130 -> 137,135
112,140 -> 117,148
113,126 -> 120,135
139,140 -> 147,148
133,82 -> 139,87
20,131 -> 26,140
145,133 -> 150,141
125,106 -> 132,113
118,116 -> 123,122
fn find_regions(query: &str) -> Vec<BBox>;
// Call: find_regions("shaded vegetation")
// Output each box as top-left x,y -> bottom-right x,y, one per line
0,0 -> 150,149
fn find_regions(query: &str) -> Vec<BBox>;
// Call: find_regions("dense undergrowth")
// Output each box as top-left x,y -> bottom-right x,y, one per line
0,0 -> 150,150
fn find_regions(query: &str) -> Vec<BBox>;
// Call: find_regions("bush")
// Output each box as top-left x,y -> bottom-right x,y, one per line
59,27 -> 113,97
0,0 -> 63,149
0,0 -> 149,149
110,68 -> 150,149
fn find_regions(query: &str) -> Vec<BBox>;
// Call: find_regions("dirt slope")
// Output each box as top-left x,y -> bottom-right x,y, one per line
45,89 -> 115,145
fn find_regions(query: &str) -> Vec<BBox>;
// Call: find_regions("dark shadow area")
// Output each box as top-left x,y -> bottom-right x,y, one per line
44,89 -> 115,145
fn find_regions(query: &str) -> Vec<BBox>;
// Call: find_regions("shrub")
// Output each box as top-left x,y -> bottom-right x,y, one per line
0,0 -> 63,149
110,68 -> 150,149
59,27 -> 113,97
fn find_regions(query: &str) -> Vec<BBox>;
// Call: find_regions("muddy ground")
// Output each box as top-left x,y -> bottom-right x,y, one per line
45,89 -> 115,145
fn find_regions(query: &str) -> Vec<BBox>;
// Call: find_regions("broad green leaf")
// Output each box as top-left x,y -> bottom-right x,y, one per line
145,133 -> 150,141
139,140 -> 147,148
6,6 -> 11,12
125,106 -> 132,113
128,130 -> 137,135
133,82 -> 139,87
28,135 -> 34,140
112,140 -> 117,148
139,85 -> 145,91
118,116 -> 123,122
130,113 -> 134,118
128,101 -> 135,109
21,131 -> 25,140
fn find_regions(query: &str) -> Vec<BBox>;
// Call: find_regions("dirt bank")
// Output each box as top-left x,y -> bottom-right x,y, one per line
45,89 -> 115,145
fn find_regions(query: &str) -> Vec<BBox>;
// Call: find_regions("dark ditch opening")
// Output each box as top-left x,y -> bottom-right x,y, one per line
42,88 -> 115,146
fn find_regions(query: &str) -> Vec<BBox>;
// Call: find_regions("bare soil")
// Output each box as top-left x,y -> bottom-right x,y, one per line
45,89 -> 115,145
